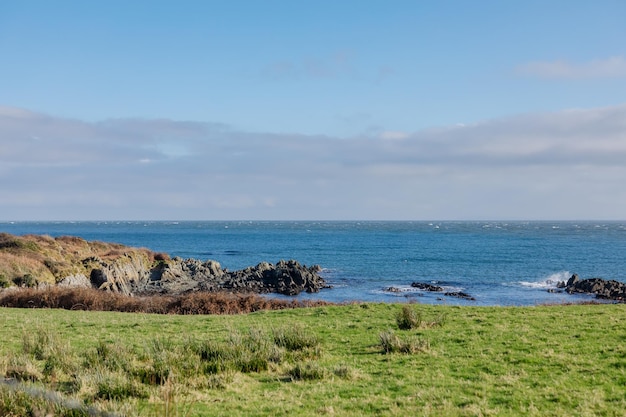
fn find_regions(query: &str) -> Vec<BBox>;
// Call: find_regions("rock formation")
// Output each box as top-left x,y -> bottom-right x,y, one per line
559,273 -> 626,302
0,233 -> 326,296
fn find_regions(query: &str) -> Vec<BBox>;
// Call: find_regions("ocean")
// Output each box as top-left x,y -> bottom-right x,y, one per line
2,221 -> 626,306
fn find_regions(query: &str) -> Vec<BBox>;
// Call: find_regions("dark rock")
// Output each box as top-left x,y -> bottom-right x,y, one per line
566,274 -> 580,287
89,269 -> 107,288
563,274 -> 626,302
260,260 -> 325,295
411,282 -> 444,292
444,291 -> 476,301
141,258 -> 325,296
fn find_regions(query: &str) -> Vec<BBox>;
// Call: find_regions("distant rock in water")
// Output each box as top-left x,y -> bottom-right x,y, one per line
382,281 -> 476,301
0,232 -> 326,296
559,273 -> 626,302
443,291 -> 476,301
410,282 -> 444,292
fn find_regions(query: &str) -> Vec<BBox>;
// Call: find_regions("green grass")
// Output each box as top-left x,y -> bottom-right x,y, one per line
1,303 -> 626,416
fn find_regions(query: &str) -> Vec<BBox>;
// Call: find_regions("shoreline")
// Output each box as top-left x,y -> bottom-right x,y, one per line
2,232 -> 626,307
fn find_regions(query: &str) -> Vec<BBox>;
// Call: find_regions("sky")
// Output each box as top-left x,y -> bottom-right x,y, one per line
1,0 -> 625,220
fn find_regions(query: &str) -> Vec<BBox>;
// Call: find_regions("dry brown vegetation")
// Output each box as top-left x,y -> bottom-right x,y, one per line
0,287 -> 330,314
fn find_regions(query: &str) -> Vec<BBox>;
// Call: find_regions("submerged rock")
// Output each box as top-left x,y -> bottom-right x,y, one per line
411,282 -> 444,292
444,291 -> 476,301
407,281 -> 476,301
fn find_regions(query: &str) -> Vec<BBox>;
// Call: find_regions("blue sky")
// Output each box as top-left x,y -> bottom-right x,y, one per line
1,1 -> 626,220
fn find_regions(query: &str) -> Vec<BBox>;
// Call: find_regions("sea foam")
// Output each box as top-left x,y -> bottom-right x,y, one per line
518,271 -> 571,289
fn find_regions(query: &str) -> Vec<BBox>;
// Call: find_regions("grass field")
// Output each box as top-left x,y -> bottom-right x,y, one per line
1,302 -> 625,416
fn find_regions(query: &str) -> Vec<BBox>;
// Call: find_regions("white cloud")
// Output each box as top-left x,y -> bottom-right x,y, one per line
1,104 -> 626,220
517,56 -> 626,79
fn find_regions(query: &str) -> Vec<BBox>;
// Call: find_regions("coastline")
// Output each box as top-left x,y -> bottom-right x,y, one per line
3,222 -> 626,306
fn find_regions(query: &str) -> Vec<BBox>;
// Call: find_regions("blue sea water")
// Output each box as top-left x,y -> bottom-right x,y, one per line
2,221 -> 626,306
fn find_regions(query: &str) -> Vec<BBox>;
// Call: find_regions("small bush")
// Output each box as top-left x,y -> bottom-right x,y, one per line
396,305 -> 422,330
12,274 -> 37,288
153,252 -> 171,262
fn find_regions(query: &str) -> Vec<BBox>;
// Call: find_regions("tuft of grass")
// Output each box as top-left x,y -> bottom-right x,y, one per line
82,339 -> 133,374
379,330 -> 430,354
288,361 -> 326,381
272,324 -> 320,351
197,328 -> 291,375
0,273 -> 10,288
5,357 -> 43,383
396,304 -> 422,330
0,384 -> 92,417
93,371 -> 149,401
332,364 -> 357,380
396,304 -> 447,330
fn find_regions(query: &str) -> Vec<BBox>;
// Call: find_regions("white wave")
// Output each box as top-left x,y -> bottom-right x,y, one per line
518,271 -> 571,289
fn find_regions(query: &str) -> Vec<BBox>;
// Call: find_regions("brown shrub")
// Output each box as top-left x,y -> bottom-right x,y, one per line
0,287 -> 330,315
153,252 -> 171,262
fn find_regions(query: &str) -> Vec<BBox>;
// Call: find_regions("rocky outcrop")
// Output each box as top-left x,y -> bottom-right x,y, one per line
560,274 -> 626,302
139,258 -> 326,296
0,233 -> 326,297
221,260 -> 324,295
83,257 -> 326,297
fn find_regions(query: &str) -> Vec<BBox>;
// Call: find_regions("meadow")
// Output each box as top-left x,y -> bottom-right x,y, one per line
1,300 -> 625,416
